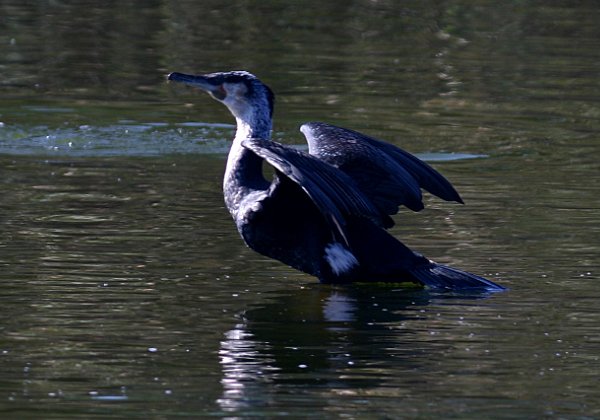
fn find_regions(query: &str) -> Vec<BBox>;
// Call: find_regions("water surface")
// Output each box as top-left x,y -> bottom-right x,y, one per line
1,1 -> 599,418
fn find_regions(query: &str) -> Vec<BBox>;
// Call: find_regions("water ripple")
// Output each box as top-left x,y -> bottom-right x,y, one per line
0,123 -> 234,156
0,123 -> 486,162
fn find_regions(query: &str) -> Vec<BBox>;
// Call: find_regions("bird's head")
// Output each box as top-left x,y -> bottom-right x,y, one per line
167,71 -> 274,128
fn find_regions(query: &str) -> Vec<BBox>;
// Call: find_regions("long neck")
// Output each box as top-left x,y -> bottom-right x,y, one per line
223,110 -> 272,215
233,112 -> 272,142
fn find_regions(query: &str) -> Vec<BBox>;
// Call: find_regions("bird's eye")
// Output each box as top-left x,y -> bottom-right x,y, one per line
211,85 -> 227,100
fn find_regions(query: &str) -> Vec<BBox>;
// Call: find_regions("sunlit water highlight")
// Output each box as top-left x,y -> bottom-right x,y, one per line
0,123 -> 485,164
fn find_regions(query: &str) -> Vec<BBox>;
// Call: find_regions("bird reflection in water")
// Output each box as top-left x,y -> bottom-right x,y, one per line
217,285 -> 437,412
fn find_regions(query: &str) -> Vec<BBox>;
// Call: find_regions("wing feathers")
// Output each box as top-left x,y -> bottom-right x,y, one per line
242,138 -> 382,244
301,122 -> 464,213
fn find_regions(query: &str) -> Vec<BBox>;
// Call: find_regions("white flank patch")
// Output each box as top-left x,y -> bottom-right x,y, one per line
325,243 -> 359,275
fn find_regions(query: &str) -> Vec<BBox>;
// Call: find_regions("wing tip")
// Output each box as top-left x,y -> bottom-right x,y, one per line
299,121 -> 326,135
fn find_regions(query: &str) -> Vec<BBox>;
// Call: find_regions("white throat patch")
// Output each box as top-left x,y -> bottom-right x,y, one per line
325,243 -> 359,275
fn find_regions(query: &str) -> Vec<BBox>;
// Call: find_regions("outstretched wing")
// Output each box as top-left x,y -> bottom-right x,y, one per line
300,122 -> 463,226
242,138 -> 383,245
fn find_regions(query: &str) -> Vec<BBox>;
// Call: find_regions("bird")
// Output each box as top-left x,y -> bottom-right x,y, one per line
167,70 -> 505,291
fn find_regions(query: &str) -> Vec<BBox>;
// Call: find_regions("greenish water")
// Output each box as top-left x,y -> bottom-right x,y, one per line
1,1 -> 599,418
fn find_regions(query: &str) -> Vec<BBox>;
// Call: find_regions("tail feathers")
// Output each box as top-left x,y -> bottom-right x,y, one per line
410,263 -> 506,292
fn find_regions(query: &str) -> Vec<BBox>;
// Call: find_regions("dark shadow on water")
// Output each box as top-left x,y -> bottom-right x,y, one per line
217,283 -> 499,413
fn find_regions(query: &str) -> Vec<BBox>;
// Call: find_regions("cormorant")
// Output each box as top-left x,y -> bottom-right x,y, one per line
167,70 -> 505,291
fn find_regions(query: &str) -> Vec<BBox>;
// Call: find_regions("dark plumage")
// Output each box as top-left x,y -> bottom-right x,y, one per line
167,70 -> 505,291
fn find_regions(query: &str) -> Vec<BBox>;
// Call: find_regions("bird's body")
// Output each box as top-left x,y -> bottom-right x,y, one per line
168,71 -> 505,291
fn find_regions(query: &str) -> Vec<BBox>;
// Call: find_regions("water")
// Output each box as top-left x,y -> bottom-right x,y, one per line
1,1 -> 599,418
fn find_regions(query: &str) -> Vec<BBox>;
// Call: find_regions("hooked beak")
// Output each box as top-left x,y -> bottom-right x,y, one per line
167,72 -> 225,99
